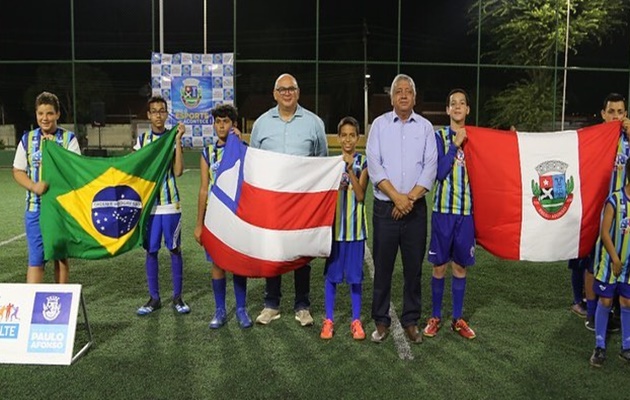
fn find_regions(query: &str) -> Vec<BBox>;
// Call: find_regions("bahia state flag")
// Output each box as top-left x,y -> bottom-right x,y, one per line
40,127 -> 177,260
464,121 -> 621,262
201,134 -> 345,277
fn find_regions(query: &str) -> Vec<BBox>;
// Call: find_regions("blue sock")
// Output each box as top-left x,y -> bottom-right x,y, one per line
212,278 -> 227,311
622,306 -> 630,350
570,268 -> 584,305
171,251 -> 183,298
145,252 -> 160,300
595,303 -> 611,349
324,279 -> 336,321
587,299 -> 597,319
233,275 -> 247,309
350,283 -> 362,321
452,276 -> 467,320
431,277 -> 445,319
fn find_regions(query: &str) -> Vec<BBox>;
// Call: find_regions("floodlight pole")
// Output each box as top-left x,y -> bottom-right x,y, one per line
561,0 -> 570,130
204,0 -> 207,53
159,0 -> 164,53
363,19 -> 369,136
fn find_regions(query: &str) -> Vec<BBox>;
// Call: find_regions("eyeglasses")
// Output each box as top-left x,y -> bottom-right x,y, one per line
275,86 -> 298,95
149,110 -> 168,115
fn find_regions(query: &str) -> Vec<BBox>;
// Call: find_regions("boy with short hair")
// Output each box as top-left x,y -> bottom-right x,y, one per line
320,116 -> 368,340
194,104 -> 252,329
589,160 -> 630,367
13,91 -> 81,283
135,96 -> 190,315
578,93 -> 630,331
423,89 -> 476,340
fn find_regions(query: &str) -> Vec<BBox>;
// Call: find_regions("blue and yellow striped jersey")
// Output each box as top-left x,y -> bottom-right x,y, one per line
201,142 -> 225,198
594,190 -> 630,284
136,131 -> 180,206
21,128 -> 76,211
333,153 -> 368,241
609,131 -> 629,194
432,127 -> 471,215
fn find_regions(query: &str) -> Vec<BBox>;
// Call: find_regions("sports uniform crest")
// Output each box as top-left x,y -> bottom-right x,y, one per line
531,160 -> 574,220
180,78 -> 203,109
42,296 -> 61,322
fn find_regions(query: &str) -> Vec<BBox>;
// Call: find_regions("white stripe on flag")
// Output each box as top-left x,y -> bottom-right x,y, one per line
206,193 -> 333,261
517,130 -> 582,260
245,148 -> 344,192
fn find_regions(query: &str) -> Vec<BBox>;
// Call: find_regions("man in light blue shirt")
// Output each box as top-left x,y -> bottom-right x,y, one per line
366,73 -> 438,344
250,73 -> 328,328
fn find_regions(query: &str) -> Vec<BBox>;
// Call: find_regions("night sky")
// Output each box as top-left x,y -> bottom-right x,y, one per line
1,0 -> 629,131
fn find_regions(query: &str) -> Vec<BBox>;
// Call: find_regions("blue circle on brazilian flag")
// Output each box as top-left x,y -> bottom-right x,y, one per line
91,186 -> 143,238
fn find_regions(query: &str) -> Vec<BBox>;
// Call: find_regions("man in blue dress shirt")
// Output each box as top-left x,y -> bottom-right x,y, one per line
366,74 -> 438,344
250,73 -> 328,327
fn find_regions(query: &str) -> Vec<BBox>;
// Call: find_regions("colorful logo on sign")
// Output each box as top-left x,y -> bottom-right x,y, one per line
0,299 -> 21,339
28,292 -> 73,353
531,160 -> 574,220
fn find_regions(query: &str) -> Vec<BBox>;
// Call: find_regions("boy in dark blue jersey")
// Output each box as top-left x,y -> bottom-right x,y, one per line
320,117 -> 368,340
194,104 -> 252,329
573,93 -> 630,331
423,89 -> 476,340
12,92 -> 81,283
135,96 -> 190,316
589,160 -> 630,367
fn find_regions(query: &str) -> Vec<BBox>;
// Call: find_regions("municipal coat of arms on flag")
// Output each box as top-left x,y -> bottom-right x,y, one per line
40,128 -> 177,260
464,121 -> 621,262
201,134 -> 345,277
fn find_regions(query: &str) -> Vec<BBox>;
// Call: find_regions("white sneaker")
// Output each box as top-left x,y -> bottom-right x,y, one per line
255,307 -> 281,325
294,309 -> 314,327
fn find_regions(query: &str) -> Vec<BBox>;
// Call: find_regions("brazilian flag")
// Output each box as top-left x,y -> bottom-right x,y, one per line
40,128 -> 177,260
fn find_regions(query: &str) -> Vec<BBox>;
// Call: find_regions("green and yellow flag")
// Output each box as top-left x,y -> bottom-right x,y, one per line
40,128 -> 177,260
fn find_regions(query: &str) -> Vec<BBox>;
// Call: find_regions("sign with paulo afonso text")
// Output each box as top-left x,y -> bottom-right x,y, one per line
0,284 -> 81,365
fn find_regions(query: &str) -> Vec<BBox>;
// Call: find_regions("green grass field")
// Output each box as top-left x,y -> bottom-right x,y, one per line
1,167 -> 628,400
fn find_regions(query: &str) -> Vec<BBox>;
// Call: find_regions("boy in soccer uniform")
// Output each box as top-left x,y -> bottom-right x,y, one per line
423,89 -> 476,340
13,91 -> 81,283
194,104 -> 252,329
589,160 -> 630,367
320,116 -> 368,340
135,96 -> 190,316
580,93 -> 630,331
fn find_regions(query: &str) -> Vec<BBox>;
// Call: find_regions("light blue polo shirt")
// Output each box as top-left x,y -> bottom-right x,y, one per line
250,105 -> 328,156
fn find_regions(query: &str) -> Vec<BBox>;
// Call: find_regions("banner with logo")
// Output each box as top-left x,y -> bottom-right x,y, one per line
0,284 -> 82,365
151,52 -> 235,148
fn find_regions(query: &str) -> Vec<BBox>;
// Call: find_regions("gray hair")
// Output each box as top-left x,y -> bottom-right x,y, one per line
389,74 -> 416,99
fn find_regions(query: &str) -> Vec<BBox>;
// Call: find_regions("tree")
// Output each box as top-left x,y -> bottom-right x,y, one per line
471,0 -> 630,130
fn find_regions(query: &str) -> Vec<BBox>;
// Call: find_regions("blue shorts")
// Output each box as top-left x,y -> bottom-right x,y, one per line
324,240 -> 365,284
428,213 -> 475,267
25,210 -> 45,267
144,213 -> 182,253
594,280 -> 630,299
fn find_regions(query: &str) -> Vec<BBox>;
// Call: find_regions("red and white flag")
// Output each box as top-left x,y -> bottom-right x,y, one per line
201,135 -> 345,277
464,122 -> 621,261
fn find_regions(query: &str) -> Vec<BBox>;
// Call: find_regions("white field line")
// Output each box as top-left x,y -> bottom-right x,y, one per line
364,243 -> 414,361
0,233 -> 26,247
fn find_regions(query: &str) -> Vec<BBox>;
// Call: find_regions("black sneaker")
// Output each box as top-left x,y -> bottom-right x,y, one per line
607,316 -> 620,333
619,349 -> 630,363
172,296 -> 191,314
585,316 -> 595,332
137,297 -> 161,316
589,347 -> 606,367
